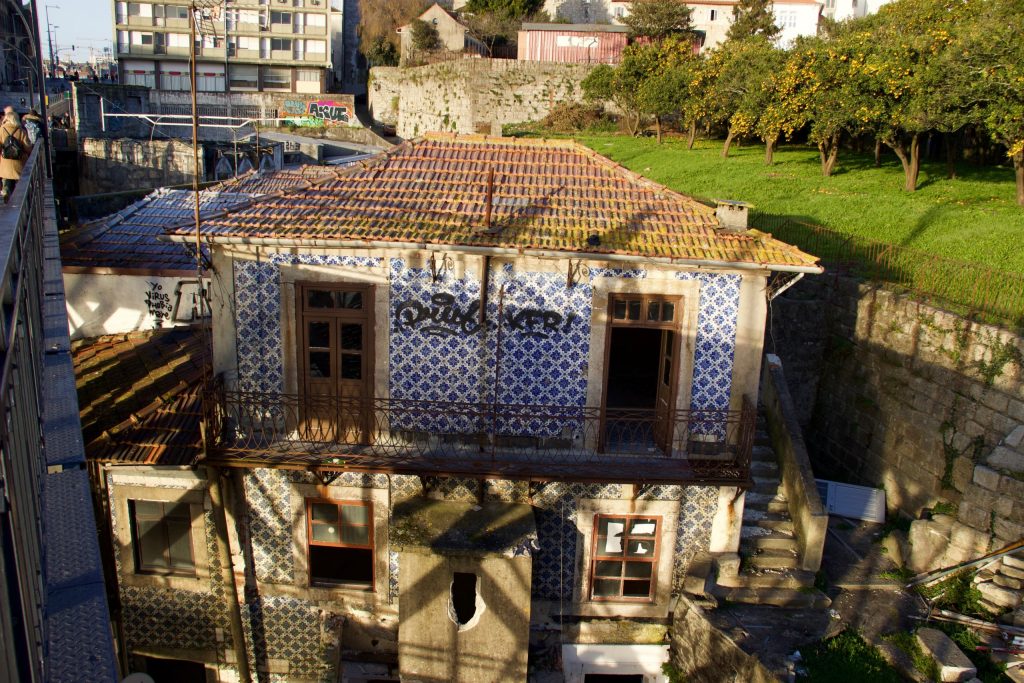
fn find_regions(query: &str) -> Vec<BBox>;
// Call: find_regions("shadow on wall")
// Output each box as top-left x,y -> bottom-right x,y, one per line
768,273 -> 1024,521
395,498 -> 534,683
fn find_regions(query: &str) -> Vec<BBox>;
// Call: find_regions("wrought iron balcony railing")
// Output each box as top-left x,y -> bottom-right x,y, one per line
205,379 -> 755,486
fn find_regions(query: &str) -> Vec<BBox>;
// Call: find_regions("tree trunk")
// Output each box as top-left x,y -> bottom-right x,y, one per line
764,135 -> 777,165
888,136 -> 920,191
721,129 -> 735,158
909,133 -> 921,191
946,132 -> 958,180
1015,151 -> 1024,207
819,135 -> 839,176
626,112 -> 641,137
655,116 -> 662,144
686,120 -> 696,149
874,138 -> 882,167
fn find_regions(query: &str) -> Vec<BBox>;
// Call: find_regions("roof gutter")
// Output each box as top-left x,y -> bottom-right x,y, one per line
161,234 -> 824,275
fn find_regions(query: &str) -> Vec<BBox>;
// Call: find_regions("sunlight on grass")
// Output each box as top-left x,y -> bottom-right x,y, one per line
578,135 -> 1024,272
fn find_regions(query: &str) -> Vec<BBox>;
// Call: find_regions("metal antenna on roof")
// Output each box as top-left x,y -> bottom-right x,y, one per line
483,167 -> 494,231
189,0 -> 223,395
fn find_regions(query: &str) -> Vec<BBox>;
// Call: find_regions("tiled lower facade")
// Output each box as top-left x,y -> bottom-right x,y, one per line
111,467 -> 719,681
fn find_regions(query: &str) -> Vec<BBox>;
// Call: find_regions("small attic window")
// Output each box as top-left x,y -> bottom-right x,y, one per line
449,572 -> 485,631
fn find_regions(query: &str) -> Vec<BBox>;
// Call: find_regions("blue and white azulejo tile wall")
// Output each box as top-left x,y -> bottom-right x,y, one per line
232,253 -> 741,410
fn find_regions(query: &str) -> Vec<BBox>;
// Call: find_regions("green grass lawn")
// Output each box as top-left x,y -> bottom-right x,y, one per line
575,134 -> 1024,272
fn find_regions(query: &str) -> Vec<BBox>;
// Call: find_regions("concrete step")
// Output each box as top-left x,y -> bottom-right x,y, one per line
744,491 -> 786,507
767,499 -> 790,514
756,518 -> 795,534
750,459 -> 779,475
746,549 -> 800,570
750,478 -> 782,495
715,586 -> 831,609
744,534 -> 799,552
682,552 -> 715,597
751,445 -> 775,460
718,569 -> 816,590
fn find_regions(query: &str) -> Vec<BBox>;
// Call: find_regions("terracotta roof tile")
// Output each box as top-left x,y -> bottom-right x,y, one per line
171,134 -> 820,271
72,328 -> 205,466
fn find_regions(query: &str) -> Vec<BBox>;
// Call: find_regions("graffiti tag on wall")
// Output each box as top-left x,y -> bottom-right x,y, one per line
393,295 -> 577,339
280,99 -> 351,128
145,281 -> 172,328
395,294 -> 481,336
504,308 -> 578,339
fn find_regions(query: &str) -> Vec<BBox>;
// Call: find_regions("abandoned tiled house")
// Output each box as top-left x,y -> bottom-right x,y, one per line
73,134 -> 822,682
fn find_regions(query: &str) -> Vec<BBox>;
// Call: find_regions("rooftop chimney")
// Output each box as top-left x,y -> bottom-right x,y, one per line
714,200 -> 750,232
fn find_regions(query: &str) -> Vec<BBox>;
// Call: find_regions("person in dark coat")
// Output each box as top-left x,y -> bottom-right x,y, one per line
0,110 -> 31,203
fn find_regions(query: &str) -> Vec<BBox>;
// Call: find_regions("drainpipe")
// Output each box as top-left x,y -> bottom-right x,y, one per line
207,465 -> 252,683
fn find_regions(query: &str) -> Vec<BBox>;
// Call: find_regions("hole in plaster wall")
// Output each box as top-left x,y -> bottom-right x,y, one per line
449,572 -> 485,631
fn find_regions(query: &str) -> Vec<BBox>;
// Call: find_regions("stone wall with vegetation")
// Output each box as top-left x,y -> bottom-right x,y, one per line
78,138 -> 204,195
368,59 -> 595,139
667,598 -> 777,683
771,275 -> 1024,563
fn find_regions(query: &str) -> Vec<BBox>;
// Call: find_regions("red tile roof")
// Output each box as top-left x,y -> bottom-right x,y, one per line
72,328 -> 204,466
170,134 -> 820,271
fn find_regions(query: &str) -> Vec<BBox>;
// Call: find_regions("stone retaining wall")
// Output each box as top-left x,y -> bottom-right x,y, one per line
368,59 -> 595,139
78,138 -> 203,195
771,274 -> 1024,567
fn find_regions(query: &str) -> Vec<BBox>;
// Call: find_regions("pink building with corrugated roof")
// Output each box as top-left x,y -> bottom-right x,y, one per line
517,23 -> 630,64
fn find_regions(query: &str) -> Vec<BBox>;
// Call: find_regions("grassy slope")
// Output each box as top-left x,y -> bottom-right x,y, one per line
576,135 -> 1024,272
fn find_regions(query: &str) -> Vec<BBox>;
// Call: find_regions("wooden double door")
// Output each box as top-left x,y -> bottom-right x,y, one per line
297,283 -> 373,442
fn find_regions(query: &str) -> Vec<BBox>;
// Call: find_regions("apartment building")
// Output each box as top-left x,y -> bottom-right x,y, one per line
113,0 -> 343,94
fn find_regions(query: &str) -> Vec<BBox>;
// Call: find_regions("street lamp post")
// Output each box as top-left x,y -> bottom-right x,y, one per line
45,4 -> 57,78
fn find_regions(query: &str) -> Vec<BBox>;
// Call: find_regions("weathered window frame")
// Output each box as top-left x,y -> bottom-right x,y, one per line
128,499 -> 197,577
588,514 -> 661,602
305,498 -> 375,590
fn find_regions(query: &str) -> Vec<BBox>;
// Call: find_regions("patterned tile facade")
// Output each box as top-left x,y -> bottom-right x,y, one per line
233,254 -> 742,415
234,255 -> 381,392
112,467 -> 719,678
679,272 -> 742,410
247,595 -> 335,680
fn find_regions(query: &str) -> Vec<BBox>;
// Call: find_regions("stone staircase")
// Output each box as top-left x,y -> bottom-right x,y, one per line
686,418 -> 831,609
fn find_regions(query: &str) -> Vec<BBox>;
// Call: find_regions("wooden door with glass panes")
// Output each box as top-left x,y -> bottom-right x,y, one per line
602,295 -> 682,454
298,284 -> 373,443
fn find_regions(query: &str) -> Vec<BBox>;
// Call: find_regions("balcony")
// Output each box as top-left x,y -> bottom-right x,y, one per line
205,381 -> 755,486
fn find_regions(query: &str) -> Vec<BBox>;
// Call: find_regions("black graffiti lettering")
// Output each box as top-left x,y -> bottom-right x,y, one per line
505,309 -> 578,339
394,294 -> 481,336
144,281 -> 172,328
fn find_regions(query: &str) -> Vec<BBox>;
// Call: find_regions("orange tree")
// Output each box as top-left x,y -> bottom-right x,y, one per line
849,0 -> 970,192
702,37 -> 785,159
947,0 -> 1024,206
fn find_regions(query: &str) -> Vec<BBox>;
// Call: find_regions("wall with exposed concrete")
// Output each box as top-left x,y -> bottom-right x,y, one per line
368,59 -> 596,139
78,138 -> 204,195
770,275 -> 1024,567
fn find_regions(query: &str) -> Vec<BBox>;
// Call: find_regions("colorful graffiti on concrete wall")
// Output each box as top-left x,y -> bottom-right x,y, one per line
280,99 -> 352,127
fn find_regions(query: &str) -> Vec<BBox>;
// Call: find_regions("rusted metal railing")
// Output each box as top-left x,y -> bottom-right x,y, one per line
204,382 -> 756,486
